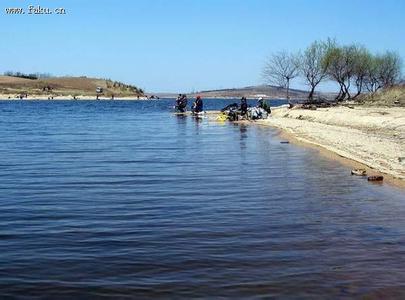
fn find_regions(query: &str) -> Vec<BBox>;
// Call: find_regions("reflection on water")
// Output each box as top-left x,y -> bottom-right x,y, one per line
0,100 -> 404,298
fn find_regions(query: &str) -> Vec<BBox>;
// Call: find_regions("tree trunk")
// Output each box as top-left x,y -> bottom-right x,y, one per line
286,78 -> 290,100
339,91 -> 347,101
335,90 -> 341,101
336,83 -> 345,101
352,90 -> 361,99
308,85 -> 315,101
342,83 -> 351,100
353,80 -> 362,99
353,77 -> 363,99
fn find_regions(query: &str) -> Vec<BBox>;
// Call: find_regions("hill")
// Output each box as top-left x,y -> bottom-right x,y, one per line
188,85 -> 313,99
0,76 -> 144,98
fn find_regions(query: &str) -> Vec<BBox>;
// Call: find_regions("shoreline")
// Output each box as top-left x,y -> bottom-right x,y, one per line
273,125 -> 405,189
0,94 -> 295,101
0,94 -> 149,101
255,106 -> 405,188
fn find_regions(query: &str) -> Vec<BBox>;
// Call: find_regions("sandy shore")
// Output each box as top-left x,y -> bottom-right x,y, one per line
257,106 -> 405,182
0,94 -> 148,100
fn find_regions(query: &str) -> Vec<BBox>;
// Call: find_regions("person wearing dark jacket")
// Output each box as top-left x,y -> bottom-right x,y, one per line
193,96 -> 203,113
176,94 -> 188,112
240,97 -> 248,116
180,95 -> 188,110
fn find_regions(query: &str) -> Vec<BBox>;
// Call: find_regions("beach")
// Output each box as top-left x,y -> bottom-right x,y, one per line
257,105 -> 405,182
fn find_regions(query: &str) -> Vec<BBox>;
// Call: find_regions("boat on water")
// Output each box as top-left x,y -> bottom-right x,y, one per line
351,169 -> 367,176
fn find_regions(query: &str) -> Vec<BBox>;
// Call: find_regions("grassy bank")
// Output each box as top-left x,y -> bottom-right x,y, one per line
0,76 -> 144,98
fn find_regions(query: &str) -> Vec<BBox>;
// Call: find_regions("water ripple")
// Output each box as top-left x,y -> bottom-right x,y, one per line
0,100 -> 405,298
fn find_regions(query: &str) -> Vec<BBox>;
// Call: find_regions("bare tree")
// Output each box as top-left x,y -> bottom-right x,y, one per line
323,44 -> 357,100
364,52 -> 402,93
323,46 -> 346,100
299,40 -> 331,101
325,45 -> 401,100
378,51 -> 402,88
352,46 -> 372,99
262,40 -> 403,102
263,50 -> 299,100
364,55 -> 381,93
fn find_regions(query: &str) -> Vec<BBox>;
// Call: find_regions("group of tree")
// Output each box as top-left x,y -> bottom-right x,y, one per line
4,71 -> 38,80
105,79 -> 144,95
262,39 -> 403,101
4,71 -> 53,80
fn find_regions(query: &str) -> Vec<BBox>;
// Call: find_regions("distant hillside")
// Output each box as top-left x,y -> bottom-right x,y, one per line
0,76 -> 144,97
188,85 -> 314,99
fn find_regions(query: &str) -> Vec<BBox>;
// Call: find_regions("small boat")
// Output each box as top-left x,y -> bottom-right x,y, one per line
216,113 -> 228,122
351,169 -> 367,176
367,176 -> 384,182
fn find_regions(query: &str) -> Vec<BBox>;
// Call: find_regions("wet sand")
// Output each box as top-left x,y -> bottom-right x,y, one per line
256,106 -> 405,186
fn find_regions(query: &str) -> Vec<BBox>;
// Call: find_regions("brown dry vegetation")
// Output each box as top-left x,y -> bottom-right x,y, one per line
358,84 -> 405,107
0,76 -> 144,97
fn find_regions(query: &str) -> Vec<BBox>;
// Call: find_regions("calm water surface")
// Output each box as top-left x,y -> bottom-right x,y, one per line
1,99 -> 405,298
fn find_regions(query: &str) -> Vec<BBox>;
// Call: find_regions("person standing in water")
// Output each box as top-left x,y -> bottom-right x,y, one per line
175,94 -> 188,113
192,96 -> 203,114
175,94 -> 182,107
240,97 -> 248,116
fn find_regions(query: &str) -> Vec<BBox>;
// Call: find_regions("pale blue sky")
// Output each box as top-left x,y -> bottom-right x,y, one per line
1,0 -> 404,92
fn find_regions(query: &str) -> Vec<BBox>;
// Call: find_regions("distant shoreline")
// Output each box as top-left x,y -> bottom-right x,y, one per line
0,94 -> 149,101
0,94 -> 299,101
0,75 -> 145,100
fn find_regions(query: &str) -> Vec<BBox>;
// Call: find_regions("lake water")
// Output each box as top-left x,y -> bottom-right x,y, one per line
1,99 -> 405,298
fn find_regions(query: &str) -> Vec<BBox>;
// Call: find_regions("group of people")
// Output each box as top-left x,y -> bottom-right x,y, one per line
223,97 -> 271,121
175,94 -> 271,121
175,94 -> 204,114
241,97 -> 271,115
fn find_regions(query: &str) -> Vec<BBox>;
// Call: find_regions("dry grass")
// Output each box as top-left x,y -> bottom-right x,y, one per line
0,76 -> 143,97
359,85 -> 405,107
